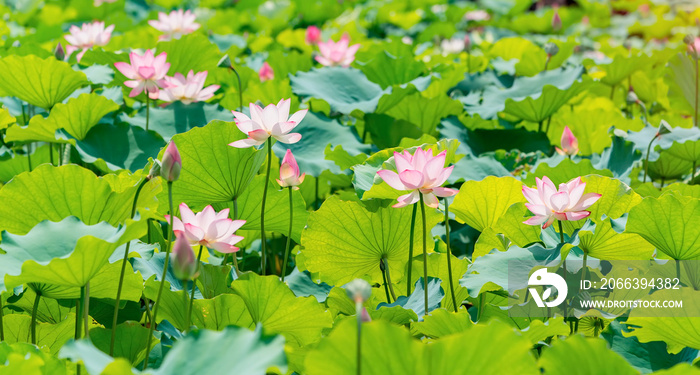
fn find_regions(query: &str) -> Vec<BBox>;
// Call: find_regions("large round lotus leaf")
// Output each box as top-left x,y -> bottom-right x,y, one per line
0,55 -> 88,110
0,216 -> 143,294
300,196 -> 442,286
452,176 -> 525,232
539,334 -> 637,375
0,164 -> 159,234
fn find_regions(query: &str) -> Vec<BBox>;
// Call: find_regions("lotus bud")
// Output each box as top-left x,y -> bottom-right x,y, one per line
552,9 -> 562,31
217,54 -> 232,68
464,34 -> 471,51
360,306 -> 372,322
276,149 -> 305,189
55,43 -> 65,61
171,231 -> 198,280
345,279 -> 372,304
258,62 -> 274,82
683,34 -> 695,46
544,42 -> 559,56
148,160 -> 161,180
555,126 -> 579,156
657,120 -> 672,136
306,26 -> 322,45
160,141 -> 182,182
626,90 -> 639,104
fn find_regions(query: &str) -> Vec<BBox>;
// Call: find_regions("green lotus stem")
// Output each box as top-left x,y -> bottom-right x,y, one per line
580,252 -> 587,288
63,144 -> 71,165
543,55 -> 551,71
143,296 -> 152,326
75,296 -> 82,375
187,245 -> 204,332
230,66 -> 243,112
0,294 -> 4,341
260,140 -> 272,275
49,143 -> 54,166
143,181 -> 174,370
466,50 -> 472,73
610,84 -> 615,100
383,258 -> 397,302
477,293 -> 485,321
676,259 -> 681,281
692,162 -> 697,183
643,136 -> 655,183
406,204 -> 418,296
281,187 -> 293,281
145,96 -> 150,132
231,197 -> 240,276
419,194 -> 428,315
83,282 -> 90,338
558,220 -> 564,244
443,199 -> 458,312
111,177 -> 148,355
545,117 -> 552,133
380,260 -> 391,303
27,143 -> 32,172
31,289 -> 41,345
355,301 -> 362,375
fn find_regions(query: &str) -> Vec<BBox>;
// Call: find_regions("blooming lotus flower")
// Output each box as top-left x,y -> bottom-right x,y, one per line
555,126 -> 578,156
464,10 -> 490,21
94,0 -> 116,6
65,21 -> 114,62
114,50 -> 170,99
171,231 -> 199,280
148,9 -> 200,41
552,9 -> 562,31
687,37 -> 700,59
522,176 -> 602,229
277,149 -> 305,189
160,141 -> 181,182
259,62 -> 274,82
315,34 -> 360,67
166,203 -> 246,253
158,70 -> 219,104
306,26 -> 321,44
228,99 -> 308,148
377,148 -> 458,208
440,38 -> 466,55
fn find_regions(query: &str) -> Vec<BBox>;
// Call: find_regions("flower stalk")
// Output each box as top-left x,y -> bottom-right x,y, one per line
186,245 -> 204,332
260,140 -> 272,275
407,204 -> 417,296
30,289 -> 41,344
281,187 -> 293,281
443,199 -> 458,312
419,194 -> 428,314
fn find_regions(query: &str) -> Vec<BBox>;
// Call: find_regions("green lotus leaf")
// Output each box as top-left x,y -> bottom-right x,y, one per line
155,33 -> 221,77
666,139 -> 700,164
426,321 -> 539,375
602,321 -> 699,374
598,54 -> 653,87
579,175 -> 643,226
300,196 -> 442,286
409,253 -> 471,312
0,55 -> 88,109
0,144 -> 53,184
523,158 -> 614,186
0,108 -> 16,130
504,79 -> 591,124
627,194 -> 700,260
575,218 -> 654,260
440,117 -> 552,156
0,164 -> 158,234
623,288 -> 700,354
358,51 -> 427,89
164,120 -> 266,209
144,278 -> 253,332
379,92 -> 461,136
647,152 -> 693,182
5,93 -> 119,143
0,216 -> 143,294
519,317 -> 569,345
667,53 -> 700,114
290,67 -> 389,114
59,338 -> 147,375
376,277 -> 443,321
452,176 -> 525,232
304,318 -> 425,375
89,322 -> 153,365
231,273 -> 332,347
494,203 -> 542,247
661,183 -> 700,199
539,334 -> 637,375
411,308 -> 473,339
0,342 -> 67,375
2,313 -> 98,356
472,227 -> 509,259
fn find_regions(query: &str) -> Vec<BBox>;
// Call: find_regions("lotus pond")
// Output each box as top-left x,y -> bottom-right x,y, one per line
0,0 -> 700,374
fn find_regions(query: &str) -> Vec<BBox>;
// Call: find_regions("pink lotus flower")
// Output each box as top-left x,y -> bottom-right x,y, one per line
306,26 -> 321,44
228,99 -> 308,148
114,50 -> 170,99
171,231 -> 199,280
259,62 -> 274,82
555,126 -> 578,156
464,10 -> 490,22
277,149 -> 305,189
377,148 -> 458,208
148,9 -> 200,41
552,9 -> 562,31
315,34 -> 360,67
160,141 -> 181,182
522,176 -> 602,229
158,70 -> 219,104
166,203 -> 246,253
65,21 -> 114,62
687,37 -> 700,59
